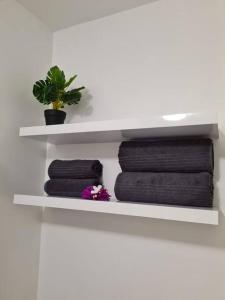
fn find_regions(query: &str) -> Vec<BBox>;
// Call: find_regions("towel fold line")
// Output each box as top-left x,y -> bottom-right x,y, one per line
44,178 -> 101,197
48,159 -> 103,179
119,139 -> 214,173
114,172 -> 213,207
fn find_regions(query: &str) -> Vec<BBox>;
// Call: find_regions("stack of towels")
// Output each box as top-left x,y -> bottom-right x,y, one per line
114,138 -> 214,207
44,159 -> 103,197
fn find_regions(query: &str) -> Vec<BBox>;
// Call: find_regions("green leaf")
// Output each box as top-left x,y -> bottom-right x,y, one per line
33,80 -> 57,104
65,75 -> 77,88
46,66 -> 66,90
33,66 -> 85,108
73,86 -> 85,92
62,89 -> 83,105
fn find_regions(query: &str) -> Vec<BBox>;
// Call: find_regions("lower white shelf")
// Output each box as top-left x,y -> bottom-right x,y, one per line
14,194 -> 219,225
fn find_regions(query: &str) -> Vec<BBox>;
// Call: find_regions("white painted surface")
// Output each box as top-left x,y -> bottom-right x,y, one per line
16,0 -> 155,31
37,1 -> 225,300
52,1 -> 222,125
20,112 -> 219,144
0,1 -> 52,300
14,195 -> 219,225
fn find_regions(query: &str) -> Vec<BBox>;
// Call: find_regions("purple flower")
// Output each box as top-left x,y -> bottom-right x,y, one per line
81,185 -> 111,201
81,186 -> 93,199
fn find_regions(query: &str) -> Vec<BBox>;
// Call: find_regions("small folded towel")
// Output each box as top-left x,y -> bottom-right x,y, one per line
119,139 -> 214,173
114,172 -> 213,207
48,160 -> 103,179
44,178 -> 100,197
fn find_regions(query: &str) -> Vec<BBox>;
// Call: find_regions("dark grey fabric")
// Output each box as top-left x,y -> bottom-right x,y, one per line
48,160 -> 103,179
44,178 -> 100,197
119,139 -> 214,173
114,172 -> 213,207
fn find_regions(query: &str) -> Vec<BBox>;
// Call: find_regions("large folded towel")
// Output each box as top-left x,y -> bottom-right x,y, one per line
119,139 -> 214,173
44,178 -> 100,197
48,160 -> 103,179
114,172 -> 213,207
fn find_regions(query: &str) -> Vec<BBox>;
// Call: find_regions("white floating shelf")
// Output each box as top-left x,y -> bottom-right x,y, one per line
20,112 -> 219,144
14,194 -> 219,225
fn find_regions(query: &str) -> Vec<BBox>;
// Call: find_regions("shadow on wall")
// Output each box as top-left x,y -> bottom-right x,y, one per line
213,131 -> 225,213
65,89 -> 93,123
42,131 -> 225,251
42,208 -> 225,250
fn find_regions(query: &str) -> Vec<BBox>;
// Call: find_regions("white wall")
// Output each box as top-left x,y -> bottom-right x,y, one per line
52,0 -> 223,123
0,1 -> 52,299
38,0 -> 225,299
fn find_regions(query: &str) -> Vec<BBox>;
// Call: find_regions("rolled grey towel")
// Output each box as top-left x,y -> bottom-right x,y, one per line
119,139 -> 214,173
48,160 -> 103,179
114,172 -> 213,207
44,178 -> 100,197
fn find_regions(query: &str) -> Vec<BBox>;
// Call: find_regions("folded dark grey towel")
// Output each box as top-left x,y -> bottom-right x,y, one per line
114,172 -> 213,207
119,139 -> 214,173
48,160 -> 103,179
44,178 -> 100,197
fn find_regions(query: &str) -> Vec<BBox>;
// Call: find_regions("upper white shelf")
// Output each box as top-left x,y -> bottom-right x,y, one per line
20,112 -> 219,144
14,194 -> 219,225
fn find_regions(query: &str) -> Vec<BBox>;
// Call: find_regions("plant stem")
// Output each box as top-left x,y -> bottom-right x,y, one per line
52,100 -> 61,110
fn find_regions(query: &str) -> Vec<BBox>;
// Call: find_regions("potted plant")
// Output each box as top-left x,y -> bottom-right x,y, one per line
33,66 -> 85,125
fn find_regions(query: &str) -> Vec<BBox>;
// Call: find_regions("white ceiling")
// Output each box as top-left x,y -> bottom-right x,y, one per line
16,0 -> 156,31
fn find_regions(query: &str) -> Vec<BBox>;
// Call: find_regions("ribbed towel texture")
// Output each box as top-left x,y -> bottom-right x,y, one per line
115,138 -> 214,207
48,159 -> 103,179
114,172 -> 213,207
45,178 -> 100,197
45,159 -> 102,197
119,139 -> 214,173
